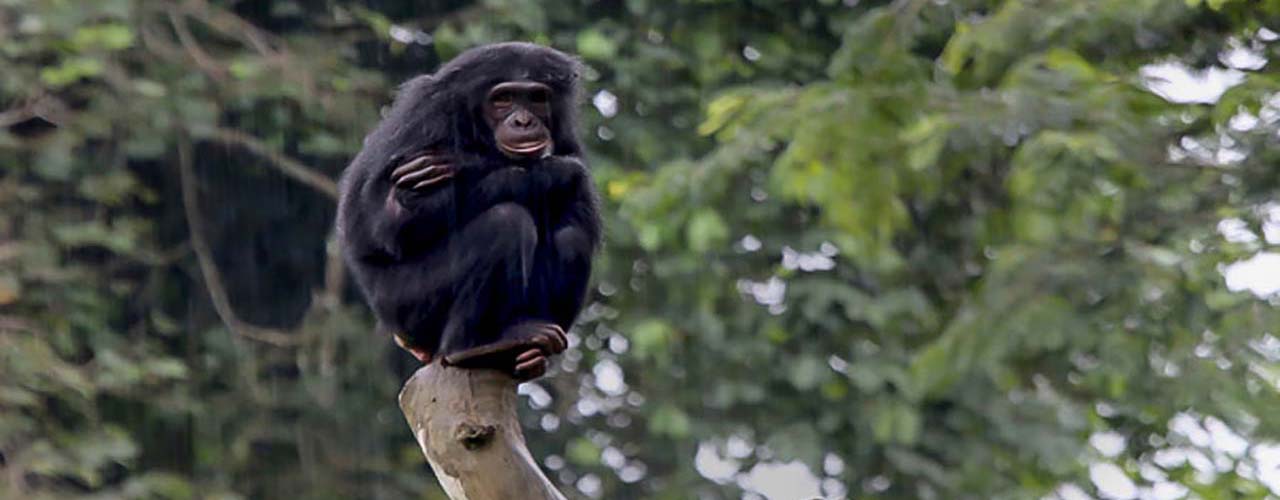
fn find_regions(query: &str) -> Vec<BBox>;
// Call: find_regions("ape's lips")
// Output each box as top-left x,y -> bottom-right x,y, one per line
498,138 -> 552,158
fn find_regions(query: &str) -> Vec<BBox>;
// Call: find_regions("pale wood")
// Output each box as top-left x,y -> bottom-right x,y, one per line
399,363 -> 567,500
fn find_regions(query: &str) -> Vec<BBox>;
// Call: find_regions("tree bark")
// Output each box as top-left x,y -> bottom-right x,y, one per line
399,363 -> 567,500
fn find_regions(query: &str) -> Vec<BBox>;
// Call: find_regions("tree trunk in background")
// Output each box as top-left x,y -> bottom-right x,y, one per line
399,364 -> 567,500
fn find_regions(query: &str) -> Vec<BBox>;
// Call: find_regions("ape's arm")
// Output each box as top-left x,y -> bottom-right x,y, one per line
387,153 -> 598,247
355,153 -> 527,255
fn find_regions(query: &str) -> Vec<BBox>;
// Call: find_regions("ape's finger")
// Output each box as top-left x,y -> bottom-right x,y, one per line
398,164 -> 454,187
412,172 -> 455,190
554,331 -> 568,352
396,160 -> 453,180
539,324 -> 568,352
516,348 -> 542,363
530,333 -> 560,354
514,355 -> 548,380
394,162 -> 453,186
391,155 -> 452,182
390,156 -> 431,180
546,331 -> 567,353
396,168 -> 450,190
516,353 -> 545,368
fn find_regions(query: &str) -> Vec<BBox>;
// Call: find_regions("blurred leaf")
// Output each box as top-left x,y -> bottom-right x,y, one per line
649,404 -> 691,438
71,23 -> 134,51
40,57 -> 104,86
788,355 -> 826,390
630,319 -> 673,360
576,29 -> 618,60
52,221 -> 138,254
567,437 -> 601,466
685,209 -> 728,253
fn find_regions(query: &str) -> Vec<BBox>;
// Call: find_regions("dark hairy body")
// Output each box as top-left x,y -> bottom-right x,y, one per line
336,43 -> 601,380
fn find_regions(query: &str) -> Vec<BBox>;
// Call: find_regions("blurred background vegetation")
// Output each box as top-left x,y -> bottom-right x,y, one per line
3,0 -> 1280,499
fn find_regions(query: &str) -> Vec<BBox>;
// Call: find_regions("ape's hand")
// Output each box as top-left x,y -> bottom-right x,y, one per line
392,151 -> 456,191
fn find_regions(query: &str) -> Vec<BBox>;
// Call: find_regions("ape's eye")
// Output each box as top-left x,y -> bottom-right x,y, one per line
530,89 -> 549,103
492,92 -> 513,106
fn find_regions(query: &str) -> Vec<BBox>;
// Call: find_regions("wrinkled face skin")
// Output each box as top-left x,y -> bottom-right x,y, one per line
484,81 -> 554,160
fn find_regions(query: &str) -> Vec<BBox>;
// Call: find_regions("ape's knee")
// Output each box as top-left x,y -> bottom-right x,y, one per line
552,226 -> 592,263
473,203 -> 537,249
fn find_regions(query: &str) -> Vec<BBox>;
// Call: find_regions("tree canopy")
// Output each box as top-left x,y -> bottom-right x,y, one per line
2,0 -> 1280,499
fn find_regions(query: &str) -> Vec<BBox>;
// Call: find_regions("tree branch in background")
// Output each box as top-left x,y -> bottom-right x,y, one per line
137,17 -> 186,63
400,364 -> 568,500
178,0 -> 284,58
174,0 -> 319,98
167,8 -> 228,82
207,127 -> 340,200
176,132 -> 299,347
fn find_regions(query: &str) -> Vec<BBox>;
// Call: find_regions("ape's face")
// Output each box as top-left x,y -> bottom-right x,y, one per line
483,81 -> 554,159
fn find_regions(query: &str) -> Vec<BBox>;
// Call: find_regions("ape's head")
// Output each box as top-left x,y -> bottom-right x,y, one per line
480,76 -> 557,159
382,42 -> 583,162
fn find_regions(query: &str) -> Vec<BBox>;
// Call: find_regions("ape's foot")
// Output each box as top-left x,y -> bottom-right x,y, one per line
442,321 -> 568,381
393,333 -> 432,364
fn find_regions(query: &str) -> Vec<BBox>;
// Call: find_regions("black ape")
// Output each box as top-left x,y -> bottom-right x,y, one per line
336,43 -> 601,380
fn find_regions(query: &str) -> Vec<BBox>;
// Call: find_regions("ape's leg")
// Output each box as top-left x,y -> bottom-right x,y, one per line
526,225 -> 594,331
438,202 -> 536,353
496,225 -> 594,379
474,224 -> 593,379
437,203 -> 567,379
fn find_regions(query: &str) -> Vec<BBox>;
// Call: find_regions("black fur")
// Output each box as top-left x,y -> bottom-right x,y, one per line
337,43 -> 601,361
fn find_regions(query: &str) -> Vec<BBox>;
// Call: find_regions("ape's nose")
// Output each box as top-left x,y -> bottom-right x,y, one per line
512,113 -> 534,128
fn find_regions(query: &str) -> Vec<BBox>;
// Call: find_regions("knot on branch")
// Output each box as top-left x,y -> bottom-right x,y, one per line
455,422 -> 497,450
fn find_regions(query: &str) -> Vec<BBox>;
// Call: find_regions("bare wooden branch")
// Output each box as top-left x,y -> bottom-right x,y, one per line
399,364 -> 567,500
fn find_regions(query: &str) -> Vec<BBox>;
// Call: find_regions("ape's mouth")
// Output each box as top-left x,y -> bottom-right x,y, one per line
498,138 -> 552,159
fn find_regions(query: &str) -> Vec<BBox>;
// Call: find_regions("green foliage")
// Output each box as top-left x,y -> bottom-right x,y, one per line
3,0 -> 1280,499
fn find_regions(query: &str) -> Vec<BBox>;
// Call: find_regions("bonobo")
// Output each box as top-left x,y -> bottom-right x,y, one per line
336,43 -> 601,381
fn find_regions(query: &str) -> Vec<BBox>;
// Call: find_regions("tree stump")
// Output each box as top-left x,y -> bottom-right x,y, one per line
399,363 -> 567,500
